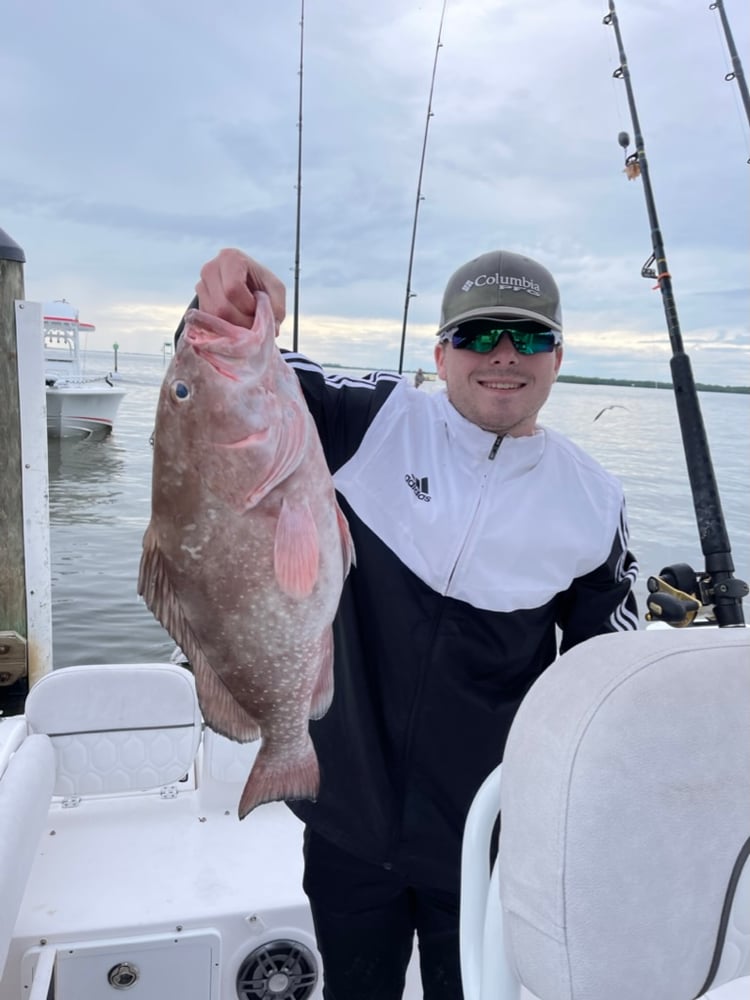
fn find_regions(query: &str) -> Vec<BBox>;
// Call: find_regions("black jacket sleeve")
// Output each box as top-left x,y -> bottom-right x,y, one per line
556,500 -> 640,652
282,352 -> 402,473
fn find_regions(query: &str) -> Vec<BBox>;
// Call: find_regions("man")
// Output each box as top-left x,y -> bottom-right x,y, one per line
195,247 -> 639,999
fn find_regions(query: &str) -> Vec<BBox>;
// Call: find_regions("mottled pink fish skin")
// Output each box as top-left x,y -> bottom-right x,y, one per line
138,292 -> 353,818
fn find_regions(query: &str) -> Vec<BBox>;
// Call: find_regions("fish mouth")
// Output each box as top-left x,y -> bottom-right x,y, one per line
191,344 -> 242,382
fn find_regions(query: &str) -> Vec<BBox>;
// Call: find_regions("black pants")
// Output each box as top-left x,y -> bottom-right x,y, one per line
302,829 -> 463,1000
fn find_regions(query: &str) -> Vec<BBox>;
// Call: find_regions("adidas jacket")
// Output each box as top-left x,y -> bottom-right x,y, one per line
286,357 -> 639,894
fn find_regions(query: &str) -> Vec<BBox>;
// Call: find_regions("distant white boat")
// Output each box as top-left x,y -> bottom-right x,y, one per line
43,301 -> 126,440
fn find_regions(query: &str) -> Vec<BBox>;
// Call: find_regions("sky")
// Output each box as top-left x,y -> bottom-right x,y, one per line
2,0 -> 749,384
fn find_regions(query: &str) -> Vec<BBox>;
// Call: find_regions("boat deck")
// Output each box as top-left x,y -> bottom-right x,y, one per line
0,663 -> 424,1000
2,721 -> 321,998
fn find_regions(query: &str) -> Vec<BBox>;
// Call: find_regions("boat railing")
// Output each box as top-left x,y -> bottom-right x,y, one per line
0,730 -> 56,987
46,372 -> 119,388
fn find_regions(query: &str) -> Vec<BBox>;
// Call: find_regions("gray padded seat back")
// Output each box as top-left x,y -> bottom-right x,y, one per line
498,628 -> 750,1000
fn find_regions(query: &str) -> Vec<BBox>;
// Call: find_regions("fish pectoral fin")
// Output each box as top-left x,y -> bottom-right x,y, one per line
309,629 -> 334,720
336,501 -> 356,574
273,497 -> 320,598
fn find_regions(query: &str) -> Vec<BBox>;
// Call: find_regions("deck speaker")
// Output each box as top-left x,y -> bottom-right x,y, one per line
236,939 -> 318,999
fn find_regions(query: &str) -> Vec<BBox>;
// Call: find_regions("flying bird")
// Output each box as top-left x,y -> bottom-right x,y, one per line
593,404 -> 630,422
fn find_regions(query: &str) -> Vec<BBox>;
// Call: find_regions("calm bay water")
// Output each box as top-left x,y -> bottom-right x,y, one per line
48,351 -> 750,668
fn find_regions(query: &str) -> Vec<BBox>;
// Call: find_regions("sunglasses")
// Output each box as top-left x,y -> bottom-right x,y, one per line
442,321 -> 561,355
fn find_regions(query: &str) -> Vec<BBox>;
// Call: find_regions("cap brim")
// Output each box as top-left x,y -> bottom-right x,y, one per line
436,306 -> 562,337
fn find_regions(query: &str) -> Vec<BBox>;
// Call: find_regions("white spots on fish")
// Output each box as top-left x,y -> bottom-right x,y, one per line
140,296 -> 351,814
180,543 -> 204,561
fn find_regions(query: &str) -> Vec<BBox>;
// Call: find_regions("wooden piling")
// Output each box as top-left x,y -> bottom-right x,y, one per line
0,228 -> 29,710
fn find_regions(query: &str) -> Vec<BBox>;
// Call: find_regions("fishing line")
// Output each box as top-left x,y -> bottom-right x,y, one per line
598,17 -> 629,138
708,0 -> 750,162
292,0 -> 305,352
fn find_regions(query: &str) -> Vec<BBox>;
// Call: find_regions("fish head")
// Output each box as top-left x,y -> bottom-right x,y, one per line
152,292 -> 310,513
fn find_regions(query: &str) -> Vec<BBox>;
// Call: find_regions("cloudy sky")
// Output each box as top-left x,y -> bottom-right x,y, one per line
2,0 -> 748,383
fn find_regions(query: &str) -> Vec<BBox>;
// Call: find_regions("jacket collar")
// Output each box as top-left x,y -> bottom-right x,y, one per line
433,388 -> 547,468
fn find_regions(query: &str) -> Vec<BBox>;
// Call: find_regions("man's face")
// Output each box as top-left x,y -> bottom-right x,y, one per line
434,329 -> 563,437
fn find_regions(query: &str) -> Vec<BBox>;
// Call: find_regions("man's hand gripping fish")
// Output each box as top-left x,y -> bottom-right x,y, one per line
138,292 -> 354,818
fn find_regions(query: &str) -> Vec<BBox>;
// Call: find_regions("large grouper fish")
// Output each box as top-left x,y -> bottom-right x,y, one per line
138,291 -> 354,818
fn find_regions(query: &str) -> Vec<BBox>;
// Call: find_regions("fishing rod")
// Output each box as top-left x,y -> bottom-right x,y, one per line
292,0 -> 305,351
174,4 -> 306,353
397,0 -> 448,375
709,0 -> 750,140
603,0 -> 747,628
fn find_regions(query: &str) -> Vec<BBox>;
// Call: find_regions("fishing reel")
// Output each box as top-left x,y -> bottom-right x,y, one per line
617,130 -> 641,180
646,563 -> 749,628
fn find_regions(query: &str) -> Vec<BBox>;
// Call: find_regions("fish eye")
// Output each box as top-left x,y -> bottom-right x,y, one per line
170,380 -> 190,402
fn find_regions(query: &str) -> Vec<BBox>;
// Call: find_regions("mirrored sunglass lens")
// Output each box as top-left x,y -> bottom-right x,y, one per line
452,330 -> 500,352
509,331 -> 557,355
451,327 -> 558,354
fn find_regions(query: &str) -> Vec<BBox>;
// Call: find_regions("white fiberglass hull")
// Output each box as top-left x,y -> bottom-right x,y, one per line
46,383 -> 126,440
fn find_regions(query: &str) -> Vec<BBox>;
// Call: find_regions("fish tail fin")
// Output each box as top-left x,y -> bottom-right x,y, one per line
238,736 -> 319,819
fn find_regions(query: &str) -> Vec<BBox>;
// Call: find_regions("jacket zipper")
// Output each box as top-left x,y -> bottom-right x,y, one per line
444,435 -> 503,592
388,433 -> 505,867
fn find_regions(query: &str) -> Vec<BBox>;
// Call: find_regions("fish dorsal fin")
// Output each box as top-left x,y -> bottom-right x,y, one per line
138,525 -> 260,741
138,524 -> 184,636
274,497 -> 320,598
189,644 -> 261,743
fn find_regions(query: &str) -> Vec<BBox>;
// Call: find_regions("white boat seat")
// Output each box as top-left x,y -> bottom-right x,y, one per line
460,627 -> 750,1000
0,716 -> 29,778
197,726 -> 261,809
0,734 -> 56,981
24,662 -> 202,796
200,724 -> 260,784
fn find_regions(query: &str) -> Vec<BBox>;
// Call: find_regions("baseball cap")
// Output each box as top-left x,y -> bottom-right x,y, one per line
437,250 -> 562,337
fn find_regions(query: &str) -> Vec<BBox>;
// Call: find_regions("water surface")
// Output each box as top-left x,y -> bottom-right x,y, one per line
48,352 -> 749,667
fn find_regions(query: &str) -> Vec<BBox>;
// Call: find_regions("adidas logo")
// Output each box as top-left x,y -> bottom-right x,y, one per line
405,473 -> 431,502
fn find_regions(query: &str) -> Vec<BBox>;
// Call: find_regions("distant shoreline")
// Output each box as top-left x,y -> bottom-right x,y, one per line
323,364 -> 750,395
93,351 -> 750,395
557,374 -> 749,395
